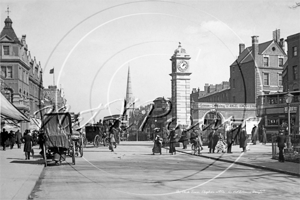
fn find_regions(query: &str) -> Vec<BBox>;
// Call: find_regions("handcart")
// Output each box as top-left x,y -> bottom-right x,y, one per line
41,112 -> 75,166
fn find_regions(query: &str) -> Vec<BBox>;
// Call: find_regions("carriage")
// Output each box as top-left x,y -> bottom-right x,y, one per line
41,112 -> 81,166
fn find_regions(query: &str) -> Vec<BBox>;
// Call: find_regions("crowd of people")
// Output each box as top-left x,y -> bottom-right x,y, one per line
149,120 -> 275,156
1,128 -> 42,160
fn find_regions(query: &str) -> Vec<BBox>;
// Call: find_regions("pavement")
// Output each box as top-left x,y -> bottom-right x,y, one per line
0,142 -> 299,200
172,142 -> 300,177
0,145 -> 44,200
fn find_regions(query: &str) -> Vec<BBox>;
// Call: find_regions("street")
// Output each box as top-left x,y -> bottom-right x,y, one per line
30,142 -> 300,200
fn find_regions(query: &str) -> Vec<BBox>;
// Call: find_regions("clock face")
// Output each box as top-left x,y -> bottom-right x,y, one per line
177,60 -> 189,72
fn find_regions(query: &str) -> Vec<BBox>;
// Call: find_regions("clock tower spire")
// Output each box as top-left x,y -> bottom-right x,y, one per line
170,43 -> 191,127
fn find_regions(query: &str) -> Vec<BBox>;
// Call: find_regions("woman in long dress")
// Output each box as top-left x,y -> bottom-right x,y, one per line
239,127 -> 248,152
168,130 -> 176,155
21,130 -> 33,160
216,133 -> 227,153
152,135 -> 162,155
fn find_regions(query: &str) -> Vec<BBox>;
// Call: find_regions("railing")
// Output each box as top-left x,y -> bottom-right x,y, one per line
271,134 -> 300,158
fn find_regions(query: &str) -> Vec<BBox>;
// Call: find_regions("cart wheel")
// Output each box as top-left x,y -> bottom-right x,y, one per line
43,144 -> 47,167
72,141 -> 76,165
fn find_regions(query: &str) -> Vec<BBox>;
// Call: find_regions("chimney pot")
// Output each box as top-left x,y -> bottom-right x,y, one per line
239,44 -> 245,54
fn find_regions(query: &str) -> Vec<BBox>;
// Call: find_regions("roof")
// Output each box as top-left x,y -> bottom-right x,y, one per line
232,40 -> 275,65
0,16 -> 20,43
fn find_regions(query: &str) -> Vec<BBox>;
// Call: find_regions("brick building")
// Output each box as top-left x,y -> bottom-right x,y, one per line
283,33 -> 300,91
192,30 -> 287,105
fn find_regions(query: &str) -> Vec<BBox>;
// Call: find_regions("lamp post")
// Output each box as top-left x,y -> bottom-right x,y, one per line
214,103 -> 219,125
284,92 -> 293,149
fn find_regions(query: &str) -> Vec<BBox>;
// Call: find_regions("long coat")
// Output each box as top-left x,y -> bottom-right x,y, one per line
208,131 -> 219,149
239,130 -> 248,148
276,134 -> 286,148
21,135 -> 33,153
226,130 -> 233,145
1,131 -> 9,146
9,132 -> 16,144
15,131 -> 22,144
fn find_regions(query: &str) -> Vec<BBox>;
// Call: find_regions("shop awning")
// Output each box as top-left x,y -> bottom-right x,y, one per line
1,93 -> 29,122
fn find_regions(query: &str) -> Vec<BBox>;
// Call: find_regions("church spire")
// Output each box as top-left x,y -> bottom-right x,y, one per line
125,66 -> 133,104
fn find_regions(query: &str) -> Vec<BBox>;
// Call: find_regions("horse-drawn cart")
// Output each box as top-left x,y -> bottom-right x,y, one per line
41,112 -> 76,166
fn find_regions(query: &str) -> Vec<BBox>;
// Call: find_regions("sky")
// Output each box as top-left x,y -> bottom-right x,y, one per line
1,0 -> 299,124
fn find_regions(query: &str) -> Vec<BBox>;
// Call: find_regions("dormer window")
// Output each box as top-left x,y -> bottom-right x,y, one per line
3,46 -> 9,55
263,57 -> 269,67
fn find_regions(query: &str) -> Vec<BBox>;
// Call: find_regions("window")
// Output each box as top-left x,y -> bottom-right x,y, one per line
3,46 -> 9,55
1,66 -> 12,78
263,57 -> 269,67
279,58 -> 283,67
233,96 -> 236,103
232,79 -> 235,88
292,46 -> 298,57
293,66 -> 298,80
263,73 -> 269,85
232,66 -> 235,73
6,66 -> 12,78
278,74 -> 282,86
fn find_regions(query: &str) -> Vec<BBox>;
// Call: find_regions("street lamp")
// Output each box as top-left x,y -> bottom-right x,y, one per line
284,92 -> 293,149
214,103 -> 219,125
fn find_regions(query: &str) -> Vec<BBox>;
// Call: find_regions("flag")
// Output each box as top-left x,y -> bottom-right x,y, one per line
49,68 -> 54,74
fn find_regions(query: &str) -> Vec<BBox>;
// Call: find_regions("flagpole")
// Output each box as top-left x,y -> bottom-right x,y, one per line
53,68 -> 55,86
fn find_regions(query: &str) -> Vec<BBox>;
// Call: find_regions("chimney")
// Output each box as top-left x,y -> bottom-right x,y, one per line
279,38 -> 285,52
273,29 -> 280,43
252,36 -> 259,59
239,44 -> 245,54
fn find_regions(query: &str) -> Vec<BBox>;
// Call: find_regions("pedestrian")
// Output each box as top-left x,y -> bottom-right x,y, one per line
251,125 -> 257,145
21,130 -> 33,160
152,135 -> 162,155
216,133 -> 227,153
9,131 -> 16,149
168,129 -> 177,155
262,125 -> 267,144
239,127 -> 248,152
209,129 -> 219,153
1,128 -> 9,151
108,121 -> 119,152
179,129 -> 188,149
226,125 -> 233,153
162,128 -> 169,148
15,129 -> 22,149
38,130 -> 46,158
276,130 -> 286,162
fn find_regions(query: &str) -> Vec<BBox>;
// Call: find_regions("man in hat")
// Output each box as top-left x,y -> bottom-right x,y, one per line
1,128 -> 9,151
276,129 -> 286,162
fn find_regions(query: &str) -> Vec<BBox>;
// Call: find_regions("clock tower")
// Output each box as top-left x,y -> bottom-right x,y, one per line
170,43 -> 191,127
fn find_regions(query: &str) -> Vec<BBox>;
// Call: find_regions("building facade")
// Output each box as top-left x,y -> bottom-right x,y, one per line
191,30 -> 287,128
283,33 -> 300,91
43,85 -> 66,110
0,15 -> 43,132
257,32 -> 300,138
